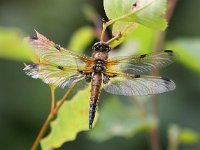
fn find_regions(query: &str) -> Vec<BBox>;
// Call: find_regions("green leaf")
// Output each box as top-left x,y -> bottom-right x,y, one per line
68,26 -> 94,53
0,27 -> 33,61
41,87 -> 96,150
104,0 -> 135,20
179,129 -> 199,145
167,124 -> 199,148
127,25 -> 157,54
109,25 -> 157,52
104,0 -> 167,36
133,0 -> 167,30
165,38 -> 200,74
88,97 -> 157,142
108,22 -> 137,48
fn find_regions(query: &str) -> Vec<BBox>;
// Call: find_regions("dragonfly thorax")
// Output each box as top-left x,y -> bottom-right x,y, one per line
92,60 -> 106,74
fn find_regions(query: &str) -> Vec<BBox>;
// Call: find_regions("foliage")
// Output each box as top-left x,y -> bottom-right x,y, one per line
0,0 -> 200,150
68,26 -> 94,53
104,0 -> 167,47
166,38 -> 200,74
41,88 -> 92,150
0,28 -> 33,62
168,124 -> 199,150
88,97 -> 157,142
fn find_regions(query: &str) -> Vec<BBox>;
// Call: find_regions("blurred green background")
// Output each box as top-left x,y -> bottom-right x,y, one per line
0,0 -> 200,150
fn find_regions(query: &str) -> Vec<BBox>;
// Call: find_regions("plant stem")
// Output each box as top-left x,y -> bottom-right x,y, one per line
31,82 -> 77,150
50,85 -> 56,114
31,113 -> 53,150
149,127 -> 160,150
148,0 -> 177,150
100,0 -> 155,41
100,20 -> 114,41
167,125 -> 180,150
106,33 -> 122,45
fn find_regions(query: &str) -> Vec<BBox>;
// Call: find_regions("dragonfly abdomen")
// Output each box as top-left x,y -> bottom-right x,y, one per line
89,73 -> 102,129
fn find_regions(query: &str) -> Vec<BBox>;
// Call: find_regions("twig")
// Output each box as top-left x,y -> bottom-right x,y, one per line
100,0 -> 156,41
50,85 -> 56,114
31,82 -> 78,150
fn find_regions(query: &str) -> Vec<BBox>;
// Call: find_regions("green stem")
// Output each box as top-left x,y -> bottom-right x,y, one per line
106,33 -> 122,45
50,85 -> 56,114
100,13 -> 133,41
31,82 -> 77,150
100,0 -> 155,41
100,20 -> 114,41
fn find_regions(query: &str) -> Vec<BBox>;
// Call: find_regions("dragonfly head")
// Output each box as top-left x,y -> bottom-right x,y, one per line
93,41 -> 111,52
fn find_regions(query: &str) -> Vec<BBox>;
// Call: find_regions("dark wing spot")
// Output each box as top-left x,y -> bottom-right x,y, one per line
30,36 -> 38,40
133,3 -> 137,7
55,44 -> 61,50
161,77 -> 170,81
29,64 -> 39,71
113,74 -> 117,77
140,54 -> 147,58
132,1 -> 138,11
79,70 -> 83,74
134,75 -> 141,78
164,50 -> 174,57
164,50 -> 173,53
161,77 -> 173,90
109,74 -> 117,78
57,66 -> 64,70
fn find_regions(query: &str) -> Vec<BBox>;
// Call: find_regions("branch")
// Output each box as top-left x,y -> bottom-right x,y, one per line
31,82 -> 77,150
149,1 -> 178,150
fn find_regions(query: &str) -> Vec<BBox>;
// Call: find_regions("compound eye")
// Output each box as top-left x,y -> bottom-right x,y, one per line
106,47 -> 111,52
92,42 -> 111,52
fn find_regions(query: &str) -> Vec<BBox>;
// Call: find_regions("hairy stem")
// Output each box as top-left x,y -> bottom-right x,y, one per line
31,82 -> 77,150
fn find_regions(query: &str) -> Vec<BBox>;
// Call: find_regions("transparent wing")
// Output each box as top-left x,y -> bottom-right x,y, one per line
28,30 -> 93,71
106,50 -> 175,75
24,31 -> 93,88
23,64 -> 86,88
103,74 -> 176,96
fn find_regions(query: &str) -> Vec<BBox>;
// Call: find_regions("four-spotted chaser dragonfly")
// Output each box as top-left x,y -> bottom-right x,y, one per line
24,31 -> 176,129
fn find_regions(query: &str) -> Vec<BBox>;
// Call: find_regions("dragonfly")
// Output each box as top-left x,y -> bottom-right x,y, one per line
23,31 -> 176,129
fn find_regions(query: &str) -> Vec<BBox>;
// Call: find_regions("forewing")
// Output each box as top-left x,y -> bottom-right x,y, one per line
28,31 -> 93,71
103,74 -> 176,96
106,50 -> 175,75
23,64 -> 85,88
